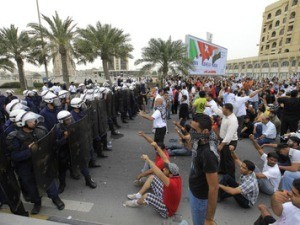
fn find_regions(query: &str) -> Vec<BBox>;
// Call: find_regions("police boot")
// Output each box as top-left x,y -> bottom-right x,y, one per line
13,201 -> 29,217
85,175 -> 97,189
70,170 -> 80,180
122,119 -> 128,123
52,196 -> 65,210
96,144 -> 108,158
58,181 -> 66,194
114,122 -> 121,129
89,160 -> 101,168
111,130 -> 121,136
31,203 -> 41,215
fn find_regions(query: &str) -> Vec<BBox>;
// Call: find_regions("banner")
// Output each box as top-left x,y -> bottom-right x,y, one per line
186,34 -> 227,75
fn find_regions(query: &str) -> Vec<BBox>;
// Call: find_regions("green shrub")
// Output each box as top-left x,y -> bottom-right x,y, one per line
0,82 -> 20,88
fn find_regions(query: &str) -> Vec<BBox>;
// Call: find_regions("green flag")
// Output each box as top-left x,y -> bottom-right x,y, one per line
189,39 -> 198,60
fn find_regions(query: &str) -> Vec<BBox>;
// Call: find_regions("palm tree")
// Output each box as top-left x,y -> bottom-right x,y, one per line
74,22 -> 133,83
0,49 -> 14,72
135,37 -> 194,81
0,25 -> 40,90
28,11 -> 77,87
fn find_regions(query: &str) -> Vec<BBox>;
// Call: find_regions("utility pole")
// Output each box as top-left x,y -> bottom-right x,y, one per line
36,0 -> 49,79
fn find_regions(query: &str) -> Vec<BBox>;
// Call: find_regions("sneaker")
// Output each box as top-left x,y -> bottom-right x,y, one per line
133,179 -> 144,187
127,193 -> 140,200
31,203 -> 41,215
125,200 -> 140,208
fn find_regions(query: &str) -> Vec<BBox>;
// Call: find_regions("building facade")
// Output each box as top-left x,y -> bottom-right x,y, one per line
226,0 -> 300,79
108,57 -> 129,71
52,54 -> 76,77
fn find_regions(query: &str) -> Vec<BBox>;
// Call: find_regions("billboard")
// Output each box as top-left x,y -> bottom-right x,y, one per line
186,34 -> 227,75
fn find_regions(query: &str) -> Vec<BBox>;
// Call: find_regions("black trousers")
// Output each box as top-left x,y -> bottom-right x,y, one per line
254,215 -> 276,225
280,117 -> 299,135
220,175 -> 250,208
154,127 -> 166,145
220,140 -> 237,179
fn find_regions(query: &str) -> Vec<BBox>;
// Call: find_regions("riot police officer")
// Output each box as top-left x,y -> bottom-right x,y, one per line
6,111 -> 64,214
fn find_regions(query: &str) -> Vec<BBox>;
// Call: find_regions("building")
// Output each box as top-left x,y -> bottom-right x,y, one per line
108,57 -> 129,71
226,0 -> 300,79
52,54 -> 76,77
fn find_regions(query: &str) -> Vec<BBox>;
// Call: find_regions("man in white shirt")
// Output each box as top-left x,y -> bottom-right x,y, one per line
249,86 -> 259,111
235,89 -> 262,137
69,82 -> 77,97
254,115 -> 277,146
249,135 -> 281,195
255,178 -> 300,225
204,93 -> 217,117
276,144 -> 300,191
211,103 -> 238,178
42,82 -> 48,91
139,98 -> 167,145
179,85 -> 189,104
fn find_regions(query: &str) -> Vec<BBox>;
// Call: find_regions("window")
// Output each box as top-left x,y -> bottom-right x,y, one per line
275,9 -> 281,16
285,5 -> 288,11
291,60 -> 296,67
262,37 -> 265,42
242,64 -> 246,69
260,46 -> 264,51
271,62 -> 279,67
248,64 -> 253,69
271,31 -> 276,37
234,65 -> 238,70
267,13 -> 272,19
292,0 -> 298,7
279,28 -> 284,35
269,24 -> 272,30
285,49 -> 290,52
266,45 -> 270,50
283,17 -> 286,23
254,63 -> 261,68
286,38 -> 291,44
262,63 -> 269,68
272,42 -> 277,48
290,12 -> 296,19
288,25 -> 293,32
275,20 -> 280,27
281,61 -> 289,67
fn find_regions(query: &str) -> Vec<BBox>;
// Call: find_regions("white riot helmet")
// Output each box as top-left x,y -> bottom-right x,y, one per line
58,90 -> 69,99
41,90 -> 50,98
9,109 -> 25,123
78,83 -> 85,88
70,97 -> 84,108
57,110 -> 72,124
15,111 -> 44,128
23,90 -> 29,97
5,102 -> 29,114
103,81 -> 110,87
32,89 -> 39,95
6,90 -> 14,95
43,92 -> 61,107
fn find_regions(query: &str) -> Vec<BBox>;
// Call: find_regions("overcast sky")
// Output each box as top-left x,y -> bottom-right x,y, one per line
1,0 -> 276,72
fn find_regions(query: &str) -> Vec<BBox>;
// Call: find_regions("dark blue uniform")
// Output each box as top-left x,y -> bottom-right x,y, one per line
40,106 -> 60,131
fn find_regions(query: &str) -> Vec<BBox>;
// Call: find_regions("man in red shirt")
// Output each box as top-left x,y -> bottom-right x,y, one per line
125,153 -> 182,218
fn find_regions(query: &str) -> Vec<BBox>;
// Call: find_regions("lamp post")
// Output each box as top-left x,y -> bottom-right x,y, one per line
36,0 -> 49,79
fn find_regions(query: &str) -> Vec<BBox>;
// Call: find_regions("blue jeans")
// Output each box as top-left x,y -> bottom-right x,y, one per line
168,144 -> 192,156
189,189 -> 208,225
255,124 -> 275,146
282,171 -> 300,191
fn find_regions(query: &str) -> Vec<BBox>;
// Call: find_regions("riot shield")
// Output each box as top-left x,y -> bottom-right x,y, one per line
32,127 -> 58,195
68,115 -> 90,171
0,132 -> 24,214
87,101 -> 99,139
111,93 -> 117,118
106,92 -> 112,117
97,100 -> 108,136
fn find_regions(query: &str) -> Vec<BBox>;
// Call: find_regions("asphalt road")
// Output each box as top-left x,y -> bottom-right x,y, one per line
3,114 -> 276,225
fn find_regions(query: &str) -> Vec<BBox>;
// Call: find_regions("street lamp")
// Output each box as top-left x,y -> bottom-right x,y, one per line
36,0 -> 49,79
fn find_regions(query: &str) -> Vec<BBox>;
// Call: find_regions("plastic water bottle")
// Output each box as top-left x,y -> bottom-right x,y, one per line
107,141 -> 112,149
178,220 -> 188,225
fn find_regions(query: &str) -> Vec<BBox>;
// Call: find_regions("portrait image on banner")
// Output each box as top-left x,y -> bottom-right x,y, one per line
187,34 -> 227,75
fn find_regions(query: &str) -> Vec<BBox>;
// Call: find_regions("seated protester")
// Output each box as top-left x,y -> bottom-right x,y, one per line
255,178 -> 300,225
240,115 -> 253,138
125,154 -> 182,219
246,103 -> 257,123
219,147 -> 259,208
249,135 -> 281,195
135,132 -> 170,186
269,108 -> 281,136
178,95 -> 189,126
276,144 -> 300,191
253,115 -> 277,146
168,123 -> 191,156
193,91 -> 207,115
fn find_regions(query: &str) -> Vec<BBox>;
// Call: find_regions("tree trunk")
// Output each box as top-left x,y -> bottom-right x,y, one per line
16,58 -> 27,90
60,46 -> 69,87
102,59 -> 111,85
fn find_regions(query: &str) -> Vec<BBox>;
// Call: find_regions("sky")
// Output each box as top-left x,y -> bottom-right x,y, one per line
1,0 -> 277,72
